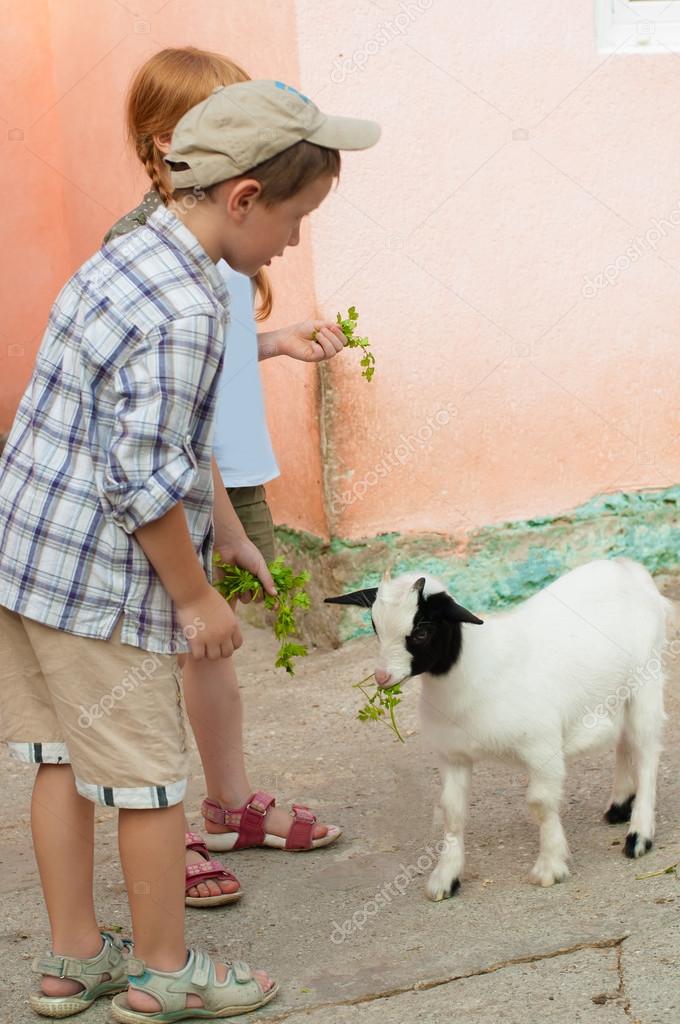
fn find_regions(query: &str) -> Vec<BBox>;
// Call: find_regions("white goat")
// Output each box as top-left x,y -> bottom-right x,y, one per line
326,559 -> 671,901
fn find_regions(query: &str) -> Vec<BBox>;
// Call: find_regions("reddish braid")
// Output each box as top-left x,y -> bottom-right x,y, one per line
139,138 -> 172,205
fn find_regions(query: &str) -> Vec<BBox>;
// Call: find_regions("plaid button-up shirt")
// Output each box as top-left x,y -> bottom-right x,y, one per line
0,206 -> 229,653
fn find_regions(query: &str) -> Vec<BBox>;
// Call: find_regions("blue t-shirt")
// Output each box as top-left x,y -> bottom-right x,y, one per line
213,262 -> 279,488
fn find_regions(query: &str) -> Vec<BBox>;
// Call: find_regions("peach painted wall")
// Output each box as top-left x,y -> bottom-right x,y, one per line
3,2 -> 679,546
295,0 -> 680,539
0,0 -> 327,537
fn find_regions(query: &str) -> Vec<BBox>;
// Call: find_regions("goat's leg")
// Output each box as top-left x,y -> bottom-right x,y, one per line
604,732 -> 636,824
624,689 -> 663,859
526,755 -> 570,887
426,760 -> 471,903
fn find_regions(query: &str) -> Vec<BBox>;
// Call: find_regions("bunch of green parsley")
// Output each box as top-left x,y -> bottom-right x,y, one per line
213,555 -> 310,675
337,306 -> 375,381
314,306 -> 375,381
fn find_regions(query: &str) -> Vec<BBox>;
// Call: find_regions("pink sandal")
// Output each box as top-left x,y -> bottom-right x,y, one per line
185,831 -> 242,907
201,791 -> 342,853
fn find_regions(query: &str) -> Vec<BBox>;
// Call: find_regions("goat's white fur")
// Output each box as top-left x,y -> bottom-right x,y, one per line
372,559 -> 671,900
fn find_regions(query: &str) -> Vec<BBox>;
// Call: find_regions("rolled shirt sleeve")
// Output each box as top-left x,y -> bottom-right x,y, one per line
99,314 -> 224,534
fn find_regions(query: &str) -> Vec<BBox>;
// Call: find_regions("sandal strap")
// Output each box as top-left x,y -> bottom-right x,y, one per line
33,933 -> 131,988
128,949 -> 264,1014
185,859 -> 238,891
185,831 -> 210,858
285,804 -> 317,851
202,791 -> 275,850
34,955 -> 90,979
126,956 -> 146,977
201,798 -> 231,826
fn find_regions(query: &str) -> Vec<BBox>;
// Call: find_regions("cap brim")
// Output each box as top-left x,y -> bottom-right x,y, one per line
306,114 -> 381,151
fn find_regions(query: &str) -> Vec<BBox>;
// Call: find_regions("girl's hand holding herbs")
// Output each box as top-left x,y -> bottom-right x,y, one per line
274,319 -> 346,363
213,555 -> 310,675
213,535 -> 276,605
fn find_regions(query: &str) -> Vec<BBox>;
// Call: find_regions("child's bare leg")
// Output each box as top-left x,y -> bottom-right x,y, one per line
179,652 -> 246,900
119,804 -> 185,973
31,764 -> 101,997
182,654 -> 249,804
181,654 -> 329,859
119,803 -> 272,1013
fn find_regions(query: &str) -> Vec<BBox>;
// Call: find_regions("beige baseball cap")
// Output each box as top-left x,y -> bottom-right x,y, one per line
165,79 -> 381,190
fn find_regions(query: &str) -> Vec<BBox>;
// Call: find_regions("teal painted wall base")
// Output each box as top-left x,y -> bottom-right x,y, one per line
275,485 -> 680,646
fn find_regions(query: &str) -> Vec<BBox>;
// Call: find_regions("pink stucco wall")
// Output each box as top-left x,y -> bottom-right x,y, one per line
2,2 -> 679,545
296,0 -> 680,538
0,0 -> 327,537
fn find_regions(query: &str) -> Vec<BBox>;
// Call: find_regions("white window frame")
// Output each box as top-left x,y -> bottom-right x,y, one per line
596,0 -> 680,53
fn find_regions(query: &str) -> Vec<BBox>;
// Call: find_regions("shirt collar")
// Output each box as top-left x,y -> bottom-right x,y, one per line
146,203 -> 231,311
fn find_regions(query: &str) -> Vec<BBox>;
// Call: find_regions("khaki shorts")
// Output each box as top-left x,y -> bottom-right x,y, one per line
0,605 -> 189,809
227,485 -> 276,565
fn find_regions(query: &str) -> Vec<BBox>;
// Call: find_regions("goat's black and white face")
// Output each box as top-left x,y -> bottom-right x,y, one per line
325,573 -> 483,686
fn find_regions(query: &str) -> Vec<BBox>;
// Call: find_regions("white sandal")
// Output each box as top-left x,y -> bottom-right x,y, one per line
30,932 -> 132,1018
110,949 -> 278,1022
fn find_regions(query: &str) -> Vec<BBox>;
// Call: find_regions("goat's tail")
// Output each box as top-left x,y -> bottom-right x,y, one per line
616,558 -> 676,647
625,585 -> 675,729
650,586 -> 675,691
662,593 -> 679,649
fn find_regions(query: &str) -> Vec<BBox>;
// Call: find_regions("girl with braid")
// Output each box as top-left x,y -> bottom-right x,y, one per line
106,48 -> 346,908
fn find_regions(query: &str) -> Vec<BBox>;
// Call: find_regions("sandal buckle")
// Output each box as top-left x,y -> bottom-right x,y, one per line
246,800 -> 267,816
292,804 -> 316,823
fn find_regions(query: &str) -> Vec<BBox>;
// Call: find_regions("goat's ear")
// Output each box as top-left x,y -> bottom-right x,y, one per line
450,599 -> 484,626
412,577 -> 426,595
324,588 -> 378,609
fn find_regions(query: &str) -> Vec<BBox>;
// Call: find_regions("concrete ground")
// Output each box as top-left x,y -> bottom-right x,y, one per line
1,576 -> 679,1024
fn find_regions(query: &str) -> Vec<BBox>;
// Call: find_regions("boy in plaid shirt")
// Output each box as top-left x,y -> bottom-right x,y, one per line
0,80 -> 378,1021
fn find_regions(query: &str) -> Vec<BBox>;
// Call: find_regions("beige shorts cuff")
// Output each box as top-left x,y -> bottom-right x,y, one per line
9,741 -> 69,765
75,776 -> 187,809
8,742 -> 187,808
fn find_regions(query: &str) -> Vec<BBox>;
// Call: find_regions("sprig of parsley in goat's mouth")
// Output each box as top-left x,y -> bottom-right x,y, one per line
213,555 -> 310,675
354,674 -> 407,742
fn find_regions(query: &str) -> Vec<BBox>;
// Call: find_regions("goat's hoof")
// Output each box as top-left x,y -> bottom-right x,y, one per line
426,874 -> 460,902
529,859 -> 570,887
624,831 -> 653,858
604,795 -> 635,824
